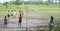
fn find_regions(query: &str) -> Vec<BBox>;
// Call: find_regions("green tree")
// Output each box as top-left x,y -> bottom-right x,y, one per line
51,0 -> 54,4
55,0 -> 57,4
15,0 -> 21,5
40,0 -> 43,4
48,0 -> 51,4
59,0 -> 60,4
3,2 -> 8,8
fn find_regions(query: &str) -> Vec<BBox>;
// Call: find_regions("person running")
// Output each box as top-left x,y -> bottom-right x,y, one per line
18,14 -> 22,28
49,16 -> 54,31
11,11 -> 13,17
50,16 -> 54,24
7,11 -> 10,20
4,16 -> 7,28
7,11 -> 10,17
13,10 -> 16,18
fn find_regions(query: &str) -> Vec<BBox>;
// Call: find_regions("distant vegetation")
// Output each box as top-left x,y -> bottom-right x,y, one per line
0,0 -> 60,5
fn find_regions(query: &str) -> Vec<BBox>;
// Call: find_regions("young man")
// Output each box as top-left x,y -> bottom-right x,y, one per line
11,11 -> 13,16
49,16 -> 54,31
13,10 -> 16,18
4,16 -> 7,28
7,11 -> 10,18
18,14 -> 22,28
50,16 -> 54,24
7,11 -> 10,20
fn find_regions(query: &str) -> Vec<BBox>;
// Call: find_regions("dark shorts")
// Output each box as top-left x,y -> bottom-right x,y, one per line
11,14 -> 13,16
4,22 -> 7,25
7,14 -> 10,17
19,20 -> 22,23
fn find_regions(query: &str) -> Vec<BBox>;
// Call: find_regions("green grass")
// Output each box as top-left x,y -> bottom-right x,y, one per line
0,4 -> 60,10
0,4 -> 60,20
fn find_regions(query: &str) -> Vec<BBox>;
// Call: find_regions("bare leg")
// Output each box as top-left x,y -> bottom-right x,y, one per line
4,24 -> 7,29
18,23 -> 21,28
6,24 -> 7,28
20,23 -> 21,28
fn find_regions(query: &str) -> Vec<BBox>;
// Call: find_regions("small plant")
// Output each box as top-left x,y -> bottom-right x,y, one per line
48,24 -> 54,31
54,24 -> 60,31
35,26 -> 40,31
53,18 -> 60,31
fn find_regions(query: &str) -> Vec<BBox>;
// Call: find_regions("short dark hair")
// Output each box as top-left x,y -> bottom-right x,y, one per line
51,16 -> 53,19
20,14 -> 21,16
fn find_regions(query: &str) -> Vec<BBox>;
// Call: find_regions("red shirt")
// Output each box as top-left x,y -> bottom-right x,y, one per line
19,16 -> 22,21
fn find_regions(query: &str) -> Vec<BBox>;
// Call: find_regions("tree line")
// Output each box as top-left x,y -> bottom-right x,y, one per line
2,0 -> 60,5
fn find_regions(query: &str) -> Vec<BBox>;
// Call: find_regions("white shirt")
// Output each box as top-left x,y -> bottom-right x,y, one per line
13,12 -> 16,16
